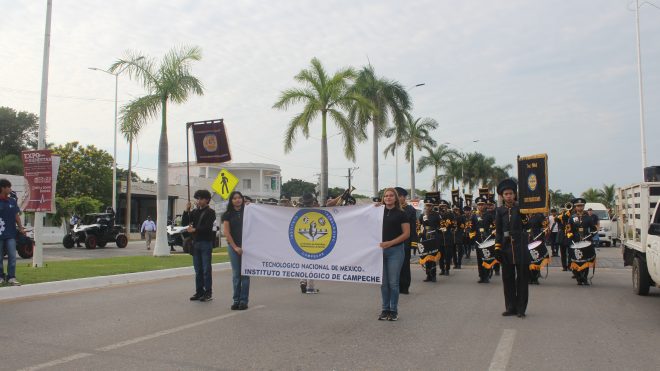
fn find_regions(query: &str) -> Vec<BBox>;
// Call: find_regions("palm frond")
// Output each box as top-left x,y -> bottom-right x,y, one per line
118,94 -> 161,141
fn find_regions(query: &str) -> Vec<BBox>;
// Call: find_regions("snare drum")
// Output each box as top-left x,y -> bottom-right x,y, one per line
527,240 -> 549,265
569,241 -> 596,263
478,240 -> 497,267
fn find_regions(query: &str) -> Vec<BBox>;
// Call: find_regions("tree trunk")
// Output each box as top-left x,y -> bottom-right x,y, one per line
372,123 -> 379,198
409,147 -> 415,199
125,137 -> 133,239
154,98 -> 170,256
434,166 -> 438,192
320,110 -> 328,206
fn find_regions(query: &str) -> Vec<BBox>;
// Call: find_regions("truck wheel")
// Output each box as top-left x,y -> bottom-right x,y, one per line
116,234 -> 128,248
633,256 -> 651,296
85,235 -> 97,249
63,235 -> 74,249
17,240 -> 34,259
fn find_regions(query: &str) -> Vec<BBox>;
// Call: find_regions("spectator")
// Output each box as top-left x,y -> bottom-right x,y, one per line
378,188 -> 410,321
587,208 -> 600,246
222,191 -> 250,310
548,209 -> 559,256
0,179 -> 25,286
69,213 -> 82,247
186,190 -> 216,302
140,216 -> 156,250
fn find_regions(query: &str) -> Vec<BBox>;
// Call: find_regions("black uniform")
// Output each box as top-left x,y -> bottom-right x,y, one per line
495,202 -> 530,316
463,213 -> 474,259
399,204 -> 418,294
473,210 -> 494,282
438,209 -> 455,275
452,211 -> 466,269
555,210 -> 571,270
418,211 -> 440,281
486,207 -> 500,275
567,211 -> 597,285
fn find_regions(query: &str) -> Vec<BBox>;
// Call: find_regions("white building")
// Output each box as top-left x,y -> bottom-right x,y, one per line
168,161 -> 282,201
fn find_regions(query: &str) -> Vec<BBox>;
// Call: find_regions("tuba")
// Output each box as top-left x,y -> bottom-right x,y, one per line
339,186 -> 357,205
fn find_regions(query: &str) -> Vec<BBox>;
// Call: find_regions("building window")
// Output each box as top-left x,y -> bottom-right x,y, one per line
243,179 -> 251,190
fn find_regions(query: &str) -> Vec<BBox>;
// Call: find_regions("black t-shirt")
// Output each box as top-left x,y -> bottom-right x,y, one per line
590,214 -> 600,226
382,207 -> 407,242
221,209 -> 244,246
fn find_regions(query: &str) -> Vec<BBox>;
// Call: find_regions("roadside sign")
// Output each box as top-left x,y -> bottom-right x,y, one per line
212,169 -> 239,200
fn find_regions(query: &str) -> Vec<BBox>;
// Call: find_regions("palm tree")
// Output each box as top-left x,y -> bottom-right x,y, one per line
581,188 -> 602,203
384,113 -> 437,198
110,46 -> 204,256
600,184 -> 616,210
417,144 -> 458,192
349,65 -> 410,198
438,156 -> 463,195
118,115 -> 145,239
273,58 -> 370,204
485,164 -> 513,192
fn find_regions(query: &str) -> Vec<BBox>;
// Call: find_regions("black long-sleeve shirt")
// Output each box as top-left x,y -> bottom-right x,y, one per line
495,203 -> 530,265
182,206 -> 216,242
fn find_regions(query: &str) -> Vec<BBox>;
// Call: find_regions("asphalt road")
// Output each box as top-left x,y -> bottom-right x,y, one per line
4,248 -> 660,371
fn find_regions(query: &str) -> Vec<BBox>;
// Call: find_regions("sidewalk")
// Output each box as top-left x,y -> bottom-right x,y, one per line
0,262 -> 231,302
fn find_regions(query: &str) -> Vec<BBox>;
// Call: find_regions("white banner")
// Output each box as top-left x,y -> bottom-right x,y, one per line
242,204 -> 384,284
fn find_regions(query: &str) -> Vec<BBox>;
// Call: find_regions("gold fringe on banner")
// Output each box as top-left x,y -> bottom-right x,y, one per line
482,259 -> 500,270
529,257 -> 550,271
570,259 -> 596,272
419,253 -> 441,266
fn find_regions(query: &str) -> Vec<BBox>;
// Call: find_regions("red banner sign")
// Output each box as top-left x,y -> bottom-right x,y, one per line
192,120 -> 232,163
21,150 -> 58,212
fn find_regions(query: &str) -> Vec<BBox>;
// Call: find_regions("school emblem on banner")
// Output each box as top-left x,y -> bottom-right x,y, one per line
289,209 -> 338,259
517,153 -> 549,214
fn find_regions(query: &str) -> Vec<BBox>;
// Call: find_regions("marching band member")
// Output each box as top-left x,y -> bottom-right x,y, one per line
418,194 -> 441,282
566,197 -> 597,286
437,199 -> 455,276
463,204 -> 474,259
472,196 -> 495,283
494,179 -> 530,318
486,193 -> 500,276
452,203 -> 466,269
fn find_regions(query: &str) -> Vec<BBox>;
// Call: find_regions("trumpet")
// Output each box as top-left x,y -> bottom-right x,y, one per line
339,186 -> 357,206
561,202 -> 573,212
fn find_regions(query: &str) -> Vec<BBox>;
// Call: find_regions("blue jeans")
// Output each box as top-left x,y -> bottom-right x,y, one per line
381,243 -> 405,313
192,240 -> 213,295
0,238 -> 17,280
227,246 -> 250,304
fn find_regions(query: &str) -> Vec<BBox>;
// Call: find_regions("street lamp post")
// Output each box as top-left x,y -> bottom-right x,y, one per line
89,59 -> 142,214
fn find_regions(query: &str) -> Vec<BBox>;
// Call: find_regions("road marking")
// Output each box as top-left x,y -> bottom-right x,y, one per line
18,353 -> 93,371
488,329 -> 516,371
19,305 -> 265,370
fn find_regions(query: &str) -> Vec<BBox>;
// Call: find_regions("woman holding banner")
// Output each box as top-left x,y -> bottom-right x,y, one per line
222,191 -> 250,310
378,188 -> 410,322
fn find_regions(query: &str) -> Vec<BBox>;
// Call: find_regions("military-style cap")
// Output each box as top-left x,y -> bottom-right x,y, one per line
463,206 -> 471,211
572,197 -> 586,205
424,192 -> 440,205
497,178 -> 518,196
452,203 -> 460,210
394,187 -> 408,197
438,199 -> 450,207
475,196 -> 487,204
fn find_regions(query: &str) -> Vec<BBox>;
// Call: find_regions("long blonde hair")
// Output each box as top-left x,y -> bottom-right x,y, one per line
382,188 -> 403,211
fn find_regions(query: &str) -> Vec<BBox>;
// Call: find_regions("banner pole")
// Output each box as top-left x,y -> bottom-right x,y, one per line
186,122 -> 192,202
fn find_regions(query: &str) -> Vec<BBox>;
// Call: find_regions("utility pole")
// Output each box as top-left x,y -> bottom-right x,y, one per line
635,0 -> 648,174
347,167 -> 358,189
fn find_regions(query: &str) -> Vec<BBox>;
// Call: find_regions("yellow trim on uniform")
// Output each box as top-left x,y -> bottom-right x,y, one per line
419,252 -> 441,266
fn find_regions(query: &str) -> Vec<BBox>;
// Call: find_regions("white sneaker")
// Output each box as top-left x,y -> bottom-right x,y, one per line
8,278 -> 21,286
305,289 -> 319,294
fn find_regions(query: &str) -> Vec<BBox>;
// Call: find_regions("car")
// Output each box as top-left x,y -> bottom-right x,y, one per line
585,202 -> 616,247
63,213 -> 128,249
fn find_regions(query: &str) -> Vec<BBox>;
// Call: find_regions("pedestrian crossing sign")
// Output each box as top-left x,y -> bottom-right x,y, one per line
212,168 -> 239,200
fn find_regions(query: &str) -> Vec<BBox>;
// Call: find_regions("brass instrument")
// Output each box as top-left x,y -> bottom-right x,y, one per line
339,186 -> 357,206
560,202 -> 573,212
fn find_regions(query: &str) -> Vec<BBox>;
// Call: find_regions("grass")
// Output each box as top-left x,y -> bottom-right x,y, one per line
10,248 -> 230,285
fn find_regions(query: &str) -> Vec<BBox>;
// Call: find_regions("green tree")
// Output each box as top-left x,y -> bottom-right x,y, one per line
116,167 -> 142,183
53,196 -> 104,226
0,154 -> 23,175
549,189 -> 575,209
0,106 -> 38,157
281,178 -> 316,198
417,144 -> 458,192
111,45 -> 204,256
273,57 -> 370,205
384,113 -> 437,199
51,142 -> 113,206
349,65 -> 410,197
438,156 -> 463,192
581,188 -> 602,203
600,184 -> 616,210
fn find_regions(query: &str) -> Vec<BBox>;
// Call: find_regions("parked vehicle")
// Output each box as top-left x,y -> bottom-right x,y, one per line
167,223 -> 192,253
62,213 -> 128,249
617,182 -> 660,295
585,202 -> 616,247
2,229 -> 34,259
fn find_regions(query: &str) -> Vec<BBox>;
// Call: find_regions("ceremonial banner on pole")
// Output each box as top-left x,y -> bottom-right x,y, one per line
517,153 -> 549,214
191,120 -> 232,163
20,149 -> 59,212
242,204 -> 384,284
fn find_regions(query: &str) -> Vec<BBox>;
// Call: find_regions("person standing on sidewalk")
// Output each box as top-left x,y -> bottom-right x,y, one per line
222,191 -> 250,310
186,190 -> 216,302
140,216 -> 156,250
0,179 -> 25,286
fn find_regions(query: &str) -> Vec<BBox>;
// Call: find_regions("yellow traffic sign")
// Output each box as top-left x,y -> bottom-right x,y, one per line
212,168 -> 239,200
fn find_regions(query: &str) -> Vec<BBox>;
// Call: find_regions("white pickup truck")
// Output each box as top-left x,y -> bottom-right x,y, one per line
617,182 -> 660,295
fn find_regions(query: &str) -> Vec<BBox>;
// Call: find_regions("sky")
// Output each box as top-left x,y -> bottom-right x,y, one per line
2,0 -> 659,198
